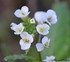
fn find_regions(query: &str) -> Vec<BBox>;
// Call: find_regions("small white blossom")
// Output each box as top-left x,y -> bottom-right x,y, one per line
45,9 -> 57,25
11,23 -> 24,35
14,6 -> 30,18
34,11 -> 46,24
30,18 -> 35,24
36,24 -> 50,35
42,36 -> 50,48
36,36 -> 50,52
43,56 -> 55,62
19,32 -> 33,50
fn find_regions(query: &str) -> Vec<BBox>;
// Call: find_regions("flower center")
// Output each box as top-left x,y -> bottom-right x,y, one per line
49,58 -> 53,62
18,28 -> 22,32
23,39 -> 29,43
44,42 -> 49,47
47,16 -> 52,22
21,12 -> 25,15
40,28 -> 45,32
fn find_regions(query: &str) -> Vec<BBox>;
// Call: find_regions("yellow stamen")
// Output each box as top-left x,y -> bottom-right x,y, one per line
21,12 -> 25,15
47,16 -> 52,22
40,28 -> 45,32
18,28 -> 22,32
44,42 -> 49,47
23,39 -> 29,43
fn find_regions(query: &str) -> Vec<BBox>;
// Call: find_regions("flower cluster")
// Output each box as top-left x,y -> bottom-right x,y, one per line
11,6 -> 57,62
35,9 -> 57,52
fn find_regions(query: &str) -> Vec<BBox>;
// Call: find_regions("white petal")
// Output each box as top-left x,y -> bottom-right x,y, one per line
21,6 -> 29,13
10,23 -> 18,31
42,30 -> 49,35
36,43 -> 44,52
46,9 -> 56,15
36,24 -> 50,35
19,39 -> 31,50
20,32 -> 29,39
42,36 -> 50,44
34,11 -> 46,23
14,9 -> 22,18
44,56 -> 55,62
50,15 -> 57,24
50,56 -> 55,60
14,31 -> 21,35
21,12 -> 30,17
42,36 -> 50,48
18,23 -> 23,27
18,23 -> 24,31
26,35 -> 33,43
11,23 -> 17,26
20,32 -> 33,43
43,24 -> 50,30
45,9 -> 57,25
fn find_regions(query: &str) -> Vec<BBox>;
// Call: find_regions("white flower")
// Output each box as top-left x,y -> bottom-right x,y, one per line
34,11 -> 46,24
11,23 -> 24,35
36,43 -> 44,52
19,32 -> 33,50
45,9 -> 57,25
42,36 -> 50,48
30,18 -> 35,24
43,56 -> 55,62
14,6 -> 30,18
36,36 -> 50,52
36,24 -> 50,35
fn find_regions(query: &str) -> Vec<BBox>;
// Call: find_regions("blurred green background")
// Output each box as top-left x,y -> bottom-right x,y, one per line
0,0 -> 70,62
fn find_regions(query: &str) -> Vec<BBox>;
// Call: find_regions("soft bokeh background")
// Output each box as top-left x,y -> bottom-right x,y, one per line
0,0 -> 70,62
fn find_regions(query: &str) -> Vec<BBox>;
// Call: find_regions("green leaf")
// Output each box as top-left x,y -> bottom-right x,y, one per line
4,55 -> 38,62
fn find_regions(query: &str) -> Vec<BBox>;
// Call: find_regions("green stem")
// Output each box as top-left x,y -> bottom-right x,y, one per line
38,34 -> 41,43
38,34 -> 42,62
38,52 -> 42,62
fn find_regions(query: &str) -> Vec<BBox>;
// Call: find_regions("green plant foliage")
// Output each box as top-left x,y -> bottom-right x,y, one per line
41,2 -> 70,61
4,55 -> 38,62
22,17 -> 36,35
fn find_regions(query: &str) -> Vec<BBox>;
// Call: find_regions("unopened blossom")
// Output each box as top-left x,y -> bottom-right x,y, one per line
34,11 -> 46,24
36,36 -> 50,52
14,6 -> 30,18
44,9 -> 57,25
36,24 -> 50,35
19,32 -> 33,50
30,18 -> 35,24
11,23 -> 24,35
43,56 -> 55,62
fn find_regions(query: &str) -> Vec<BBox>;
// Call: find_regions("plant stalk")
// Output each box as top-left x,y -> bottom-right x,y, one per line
38,34 -> 42,62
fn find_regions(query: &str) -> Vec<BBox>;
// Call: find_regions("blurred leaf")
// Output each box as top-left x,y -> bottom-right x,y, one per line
64,58 -> 70,62
41,2 -> 70,61
4,55 -> 38,62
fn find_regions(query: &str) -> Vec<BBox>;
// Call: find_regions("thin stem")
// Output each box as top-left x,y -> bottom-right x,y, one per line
38,34 -> 42,62
38,52 -> 42,62
38,34 -> 41,43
